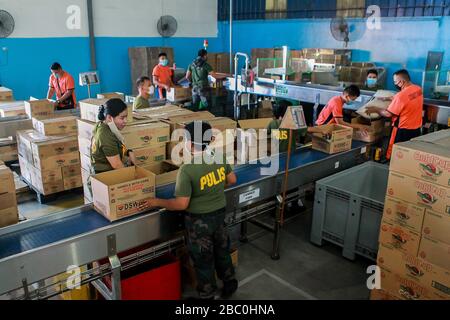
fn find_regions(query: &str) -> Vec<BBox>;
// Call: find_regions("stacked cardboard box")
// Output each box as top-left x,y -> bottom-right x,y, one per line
207,53 -> 231,74
351,116 -> 385,143
166,86 -> 191,102
17,130 -> 81,195
372,130 -> 450,300
97,92 -> 125,101
0,142 -> 18,163
301,48 -> 351,66
0,165 -> 19,227
0,101 -> 27,117
24,99 -> 54,119
0,87 -> 14,101
79,99 -> 133,123
77,118 -> 171,202
32,115 -> 78,136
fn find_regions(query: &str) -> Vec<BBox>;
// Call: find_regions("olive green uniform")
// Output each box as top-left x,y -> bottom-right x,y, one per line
188,58 -> 213,109
91,122 -> 126,173
175,155 -> 236,298
133,95 -> 150,110
267,119 -> 307,153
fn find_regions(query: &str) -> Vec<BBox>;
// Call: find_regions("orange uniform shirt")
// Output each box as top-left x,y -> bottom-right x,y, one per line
316,96 -> 344,126
48,72 -> 76,105
152,64 -> 173,97
387,84 -> 423,129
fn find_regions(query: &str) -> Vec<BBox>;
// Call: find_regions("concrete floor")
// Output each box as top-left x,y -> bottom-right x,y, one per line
17,193 -> 372,300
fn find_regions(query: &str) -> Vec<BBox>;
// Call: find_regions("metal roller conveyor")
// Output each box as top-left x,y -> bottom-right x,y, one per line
0,142 -> 368,297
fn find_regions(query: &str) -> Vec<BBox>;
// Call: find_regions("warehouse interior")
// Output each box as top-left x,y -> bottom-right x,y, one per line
0,0 -> 449,302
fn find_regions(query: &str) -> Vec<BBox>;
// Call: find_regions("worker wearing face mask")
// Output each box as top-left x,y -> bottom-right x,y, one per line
366,69 -> 423,160
47,62 -> 77,110
185,49 -> 213,110
315,85 -> 368,133
133,76 -> 154,110
152,52 -> 175,100
363,69 -> 383,91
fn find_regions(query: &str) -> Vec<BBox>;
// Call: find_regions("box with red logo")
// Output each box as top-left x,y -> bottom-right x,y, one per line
386,171 -> 450,215
383,196 -> 426,233
379,218 -> 421,256
377,243 -> 450,300
379,267 -> 434,300
422,209 -> 450,245
91,166 -> 156,221
390,138 -> 450,188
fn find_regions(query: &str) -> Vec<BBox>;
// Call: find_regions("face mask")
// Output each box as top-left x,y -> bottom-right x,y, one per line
367,78 -> 377,88
107,120 -> 125,144
148,85 -> 155,95
394,80 -> 403,91
160,59 -> 169,67
54,73 -> 60,79
346,100 -> 355,106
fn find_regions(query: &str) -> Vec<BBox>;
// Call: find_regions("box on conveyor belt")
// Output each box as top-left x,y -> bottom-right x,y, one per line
311,124 -> 353,154
0,101 -> 26,117
97,92 -> 125,101
386,171 -> 450,215
91,166 -> 156,221
0,143 -> 18,162
142,160 -> 179,186
166,86 -> 191,102
390,134 -> 450,188
77,119 -> 170,149
79,99 -> 133,123
24,99 -> 54,119
133,144 -> 166,166
32,115 -> 79,136
377,243 -> 450,300
350,117 -> 384,143
379,218 -> 421,256
418,235 -> 450,271
0,87 -> 14,101
383,196 -> 425,234
422,209 -> 450,245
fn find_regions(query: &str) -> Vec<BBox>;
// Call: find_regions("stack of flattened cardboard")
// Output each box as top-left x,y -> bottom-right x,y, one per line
372,130 -> 450,300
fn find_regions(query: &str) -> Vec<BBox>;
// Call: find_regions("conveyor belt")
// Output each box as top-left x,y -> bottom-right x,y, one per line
0,142 -> 365,260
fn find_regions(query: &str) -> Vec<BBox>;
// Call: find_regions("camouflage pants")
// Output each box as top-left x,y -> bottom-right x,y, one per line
184,208 -> 235,298
192,86 -> 210,109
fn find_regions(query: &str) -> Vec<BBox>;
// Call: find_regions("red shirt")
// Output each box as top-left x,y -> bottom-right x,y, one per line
49,72 -> 77,105
387,84 -> 423,129
316,96 -> 344,126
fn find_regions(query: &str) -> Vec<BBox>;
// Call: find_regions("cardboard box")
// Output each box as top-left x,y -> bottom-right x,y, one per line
19,155 -> 32,183
18,130 -> 78,161
418,235 -> 450,272
80,153 -> 92,172
0,191 -> 16,211
143,161 -> 179,186
386,171 -> 450,215
370,289 -> 400,300
62,164 -> 81,179
390,140 -> 450,188
165,111 -> 215,133
0,87 -> 14,101
77,119 -> 95,141
64,175 -> 83,190
79,99 -> 133,123
78,137 -> 91,157
122,122 -> 170,149
24,99 -> 54,119
0,101 -> 26,117
311,124 -> 353,154
379,267 -> 433,300
377,243 -> 450,300
0,165 -> 15,194
33,151 -> 80,171
206,117 -> 237,133
31,177 -> 64,195
97,92 -> 125,101
133,144 -> 166,166
422,209 -> 450,245
0,143 -> 18,162
351,117 -> 384,142
0,206 -> 18,228
81,168 -> 92,202
379,219 -> 421,256
30,166 -> 63,184
91,166 -> 156,221
166,86 -> 191,102
32,116 -> 78,136
383,196 -> 426,233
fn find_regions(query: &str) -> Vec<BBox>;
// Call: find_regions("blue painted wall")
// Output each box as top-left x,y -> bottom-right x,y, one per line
1,16 -> 448,100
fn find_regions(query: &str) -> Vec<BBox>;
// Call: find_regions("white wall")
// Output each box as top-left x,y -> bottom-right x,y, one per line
0,0 -> 217,38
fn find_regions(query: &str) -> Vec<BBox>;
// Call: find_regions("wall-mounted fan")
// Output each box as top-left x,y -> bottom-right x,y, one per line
157,15 -> 178,38
330,17 -> 365,48
0,10 -> 14,38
